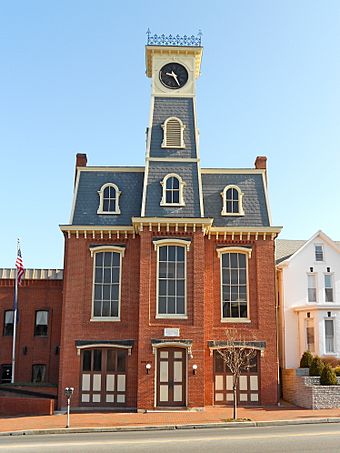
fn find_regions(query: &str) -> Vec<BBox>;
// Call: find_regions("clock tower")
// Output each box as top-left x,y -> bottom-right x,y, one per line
141,32 -> 204,218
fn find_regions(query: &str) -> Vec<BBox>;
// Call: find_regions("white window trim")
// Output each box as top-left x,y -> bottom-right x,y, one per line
307,272 -> 318,303
90,246 -> 125,321
324,272 -> 334,303
305,317 -> 315,353
220,185 -> 245,216
324,317 -> 336,355
161,116 -> 186,149
97,183 -> 121,215
217,247 -> 251,323
153,239 -> 191,319
160,173 -> 186,207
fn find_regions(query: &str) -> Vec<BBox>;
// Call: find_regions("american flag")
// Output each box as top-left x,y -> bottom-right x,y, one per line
16,246 -> 24,285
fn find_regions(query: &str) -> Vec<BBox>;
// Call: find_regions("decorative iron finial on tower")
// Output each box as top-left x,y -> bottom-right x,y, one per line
146,30 -> 202,47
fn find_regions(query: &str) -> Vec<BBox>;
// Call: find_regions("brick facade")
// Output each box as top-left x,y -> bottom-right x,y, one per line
0,277 -> 62,386
56,228 -> 279,410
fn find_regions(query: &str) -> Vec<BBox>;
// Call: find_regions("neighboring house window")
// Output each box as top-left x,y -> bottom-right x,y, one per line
307,274 -> 317,302
90,246 -> 125,320
221,185 -> 244,216
306,318 -> 315,352
325,319 -> 335,353
217,247 -> 251,320
32,364 -> 46,383
3,310 -> 14,336
160,174 -> 185,206
153,239 -> 190,318
97,183 -> 121,215
161,117 -> 185,148
314,244 -> 324,261
34,311 -> 48,336
324,274 -> 334,302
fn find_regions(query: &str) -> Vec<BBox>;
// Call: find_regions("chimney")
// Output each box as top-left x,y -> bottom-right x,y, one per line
254,156 -> 267,186
76,153 -> 87,168
254,156 -> 267,170
74,153 -> 87,187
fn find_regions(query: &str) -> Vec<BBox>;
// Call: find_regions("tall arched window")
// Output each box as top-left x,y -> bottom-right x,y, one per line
153,239 -> 191,318
97,183 -> 121,214
217,247 -> 252,321
221,185 -> 244,216
90,246 -> 125,320
161,117 -> 185,148
160,174 -> 185,206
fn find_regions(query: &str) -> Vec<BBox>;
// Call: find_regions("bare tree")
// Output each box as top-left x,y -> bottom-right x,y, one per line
216,329 -> 257,420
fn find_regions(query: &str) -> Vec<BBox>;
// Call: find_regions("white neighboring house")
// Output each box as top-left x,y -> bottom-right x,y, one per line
277,231 -> 340,369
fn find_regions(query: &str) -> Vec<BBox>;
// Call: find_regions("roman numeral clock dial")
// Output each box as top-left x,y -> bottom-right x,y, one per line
159,63 -> 188,89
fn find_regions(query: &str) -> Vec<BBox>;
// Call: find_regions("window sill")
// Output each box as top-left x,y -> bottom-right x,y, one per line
220,318 -> 251,323
90,317 -> 121,322
156,315 -> 188,320
220,212 -> 245,217
160,202 -> 185,207
96,210 -> 121,215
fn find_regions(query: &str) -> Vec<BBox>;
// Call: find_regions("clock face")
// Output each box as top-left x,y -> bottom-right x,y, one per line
159,63 -> 189,89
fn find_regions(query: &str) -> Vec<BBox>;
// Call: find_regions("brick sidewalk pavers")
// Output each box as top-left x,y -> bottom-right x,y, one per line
1,404 -> 340,433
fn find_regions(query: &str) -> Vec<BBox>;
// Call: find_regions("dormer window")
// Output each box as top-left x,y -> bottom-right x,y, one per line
221,185 -> 244,216
161,117 -> 185,148
97,183 -> 121,215
160,174 -> 185,206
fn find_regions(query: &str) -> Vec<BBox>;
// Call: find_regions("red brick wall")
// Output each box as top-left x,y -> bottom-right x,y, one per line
0,279 -> 62,385
58,235 -> 140,409
0,396 -> 54,416
59,230 -> 278,409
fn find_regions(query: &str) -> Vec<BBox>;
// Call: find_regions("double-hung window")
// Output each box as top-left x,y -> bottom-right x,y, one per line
218,247 -> 251,321
32,364 -> 46,383
221,185 -> 244,216
307,274 -> 317,302
324,274 -> 334,302
315,245 -> 324,262
3,310 -> 14,336
160,174 -> 185,206
34,311 -> 48,336
325,319 -> 335,353
154,239 -> 189,318
90,246 -> 125,320
97,183 -> 121,214
306,318 -> 315,352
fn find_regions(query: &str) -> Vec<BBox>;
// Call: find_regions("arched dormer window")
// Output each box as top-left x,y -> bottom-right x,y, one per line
161,117 -> 185,149
160,174 -> 185,206
221,185 -> 244,216
97,183 -> 121,215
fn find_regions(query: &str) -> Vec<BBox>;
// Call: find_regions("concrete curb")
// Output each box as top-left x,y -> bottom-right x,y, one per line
1,417 -> 340,437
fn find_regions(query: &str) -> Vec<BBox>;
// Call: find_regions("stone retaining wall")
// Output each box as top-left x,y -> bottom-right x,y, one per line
282,368 -> 340,409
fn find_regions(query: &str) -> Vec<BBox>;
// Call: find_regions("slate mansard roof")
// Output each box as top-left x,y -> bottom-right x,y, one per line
69,164 -> 271,228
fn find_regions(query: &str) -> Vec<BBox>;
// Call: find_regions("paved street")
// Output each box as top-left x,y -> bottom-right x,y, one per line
1,424 -> 340,452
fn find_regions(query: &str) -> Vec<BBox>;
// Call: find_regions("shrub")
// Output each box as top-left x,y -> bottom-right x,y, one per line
300,351 -> 313,368
321,356 -> 340,368
334,366 -> 340,376
320,364 -> 337,385
309,356 -> 325,376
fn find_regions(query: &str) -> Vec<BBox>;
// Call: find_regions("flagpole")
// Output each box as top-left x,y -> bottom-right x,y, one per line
11,240 -> 19,384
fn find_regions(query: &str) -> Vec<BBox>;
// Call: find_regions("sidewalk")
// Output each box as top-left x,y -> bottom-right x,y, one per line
1,402 -> 340,435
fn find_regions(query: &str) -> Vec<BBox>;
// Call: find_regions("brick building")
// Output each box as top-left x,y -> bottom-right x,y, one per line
0,269 -> 63,392
1,36 -> 281,411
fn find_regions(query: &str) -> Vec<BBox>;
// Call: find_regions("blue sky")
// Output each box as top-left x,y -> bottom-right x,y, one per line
0,1 -> 339,268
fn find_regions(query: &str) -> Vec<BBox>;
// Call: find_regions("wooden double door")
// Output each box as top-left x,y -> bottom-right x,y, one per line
156,347 -> 186,407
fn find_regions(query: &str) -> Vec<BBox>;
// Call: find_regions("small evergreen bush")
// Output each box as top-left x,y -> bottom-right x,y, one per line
320,364 -> 337,385
309,356 -> 325,376
300,351 -> 313,368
